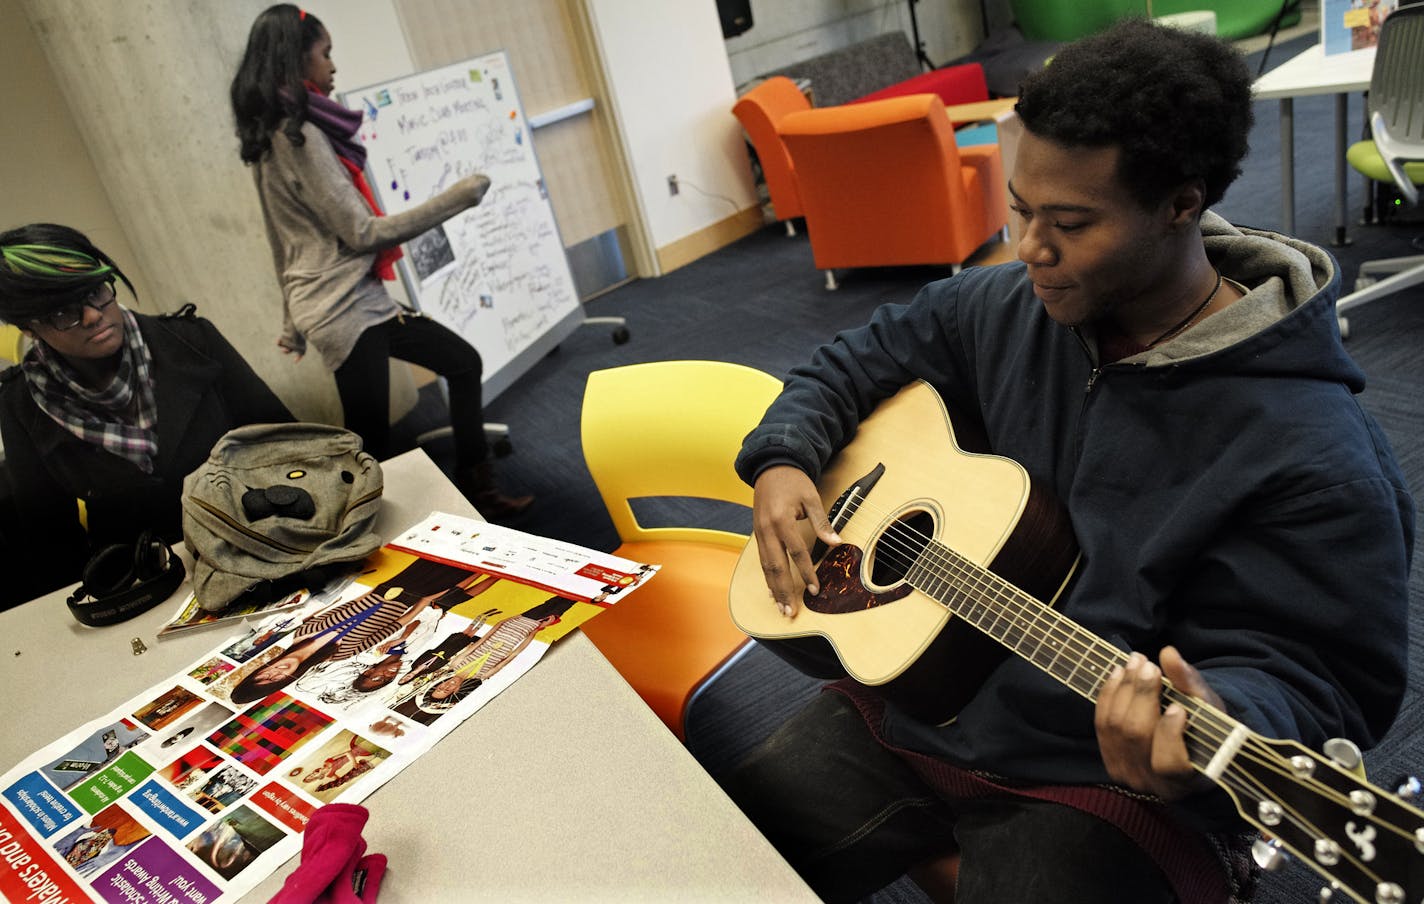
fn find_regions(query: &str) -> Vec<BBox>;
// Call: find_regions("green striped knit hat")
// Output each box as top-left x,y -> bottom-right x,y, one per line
0,224 -> 133,324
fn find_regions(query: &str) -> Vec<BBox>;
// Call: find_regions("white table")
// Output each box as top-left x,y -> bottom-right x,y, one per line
1252,42 -> 1375,244
0,449 -> 815,902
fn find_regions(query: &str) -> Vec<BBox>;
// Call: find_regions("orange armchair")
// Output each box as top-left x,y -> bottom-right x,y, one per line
778,93 -> 1008,289
732,77 -> 811,233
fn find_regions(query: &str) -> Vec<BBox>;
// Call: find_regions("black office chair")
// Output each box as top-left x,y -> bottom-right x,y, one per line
1336,2 -> 1424,338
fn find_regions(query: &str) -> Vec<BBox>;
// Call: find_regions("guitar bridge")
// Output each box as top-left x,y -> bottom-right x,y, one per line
812,462 -> 885,563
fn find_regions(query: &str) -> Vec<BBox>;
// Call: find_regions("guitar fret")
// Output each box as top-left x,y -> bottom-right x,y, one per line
925,568 -> 950,602
1029,631 -> 1060,672
1020,614 -> 1050,666
906,560 -> 938,600
961,596 -> 990,625
920,539 -> 1114,702
1002,612 -> 1029,652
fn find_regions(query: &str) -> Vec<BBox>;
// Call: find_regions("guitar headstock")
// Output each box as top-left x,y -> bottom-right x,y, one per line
1218,734 -> 1424,903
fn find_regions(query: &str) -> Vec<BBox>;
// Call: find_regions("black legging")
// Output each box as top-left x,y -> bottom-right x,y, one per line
333,313 -> 485,468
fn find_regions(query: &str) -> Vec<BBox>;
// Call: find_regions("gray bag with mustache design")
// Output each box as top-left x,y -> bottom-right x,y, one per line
182,422 -> 383,611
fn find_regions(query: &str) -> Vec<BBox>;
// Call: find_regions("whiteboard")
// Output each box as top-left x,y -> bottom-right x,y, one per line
340,51 -> 583,402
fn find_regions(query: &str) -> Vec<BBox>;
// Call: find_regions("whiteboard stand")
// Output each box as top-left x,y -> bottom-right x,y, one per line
582,315 -> 630,345
414,421 -> 511,459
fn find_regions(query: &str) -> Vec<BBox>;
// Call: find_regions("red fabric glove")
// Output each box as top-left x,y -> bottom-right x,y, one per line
268,803 -> 386,904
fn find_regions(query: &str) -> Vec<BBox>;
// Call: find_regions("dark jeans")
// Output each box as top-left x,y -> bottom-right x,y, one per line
334,314 -> 485,470
722,692 -> 1174,904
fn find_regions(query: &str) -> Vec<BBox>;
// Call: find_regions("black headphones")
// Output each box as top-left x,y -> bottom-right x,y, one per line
66,530 -> 186,627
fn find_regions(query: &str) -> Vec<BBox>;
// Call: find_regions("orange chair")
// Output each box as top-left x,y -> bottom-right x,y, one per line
577,361 -> 784,740
778,93 -> 1008,289
732,77 -> 812,235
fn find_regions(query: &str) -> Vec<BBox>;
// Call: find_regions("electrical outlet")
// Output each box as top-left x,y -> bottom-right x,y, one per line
667,174 -> 679,196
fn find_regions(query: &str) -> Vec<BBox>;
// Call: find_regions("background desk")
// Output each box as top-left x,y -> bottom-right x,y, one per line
0,449 -> 815,902
1253,43 -> 1374,244
945,98 -> 1023,251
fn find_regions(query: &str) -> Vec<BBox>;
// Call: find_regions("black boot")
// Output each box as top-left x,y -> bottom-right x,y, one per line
458,461 -> 534,521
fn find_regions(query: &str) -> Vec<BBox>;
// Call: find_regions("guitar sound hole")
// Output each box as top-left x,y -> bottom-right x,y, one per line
870,510 -> 933,586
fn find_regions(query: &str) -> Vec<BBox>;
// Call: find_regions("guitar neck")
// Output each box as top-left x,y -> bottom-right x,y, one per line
905,538 -> 1238,776
907,538 -> 1125,702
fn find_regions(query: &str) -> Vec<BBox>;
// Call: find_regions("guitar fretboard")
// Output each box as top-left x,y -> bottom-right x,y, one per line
905,538 -> 1127,704
902,536 -> 1227,773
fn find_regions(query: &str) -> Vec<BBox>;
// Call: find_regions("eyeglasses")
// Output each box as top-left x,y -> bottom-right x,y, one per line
33,281 -> 117,331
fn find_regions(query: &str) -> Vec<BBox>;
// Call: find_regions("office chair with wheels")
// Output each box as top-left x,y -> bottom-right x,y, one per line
1337,2 -> 1424,337
577,360 -> 783,740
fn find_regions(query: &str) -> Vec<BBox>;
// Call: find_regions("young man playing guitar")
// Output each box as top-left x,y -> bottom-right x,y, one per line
727,19 -> 1414,904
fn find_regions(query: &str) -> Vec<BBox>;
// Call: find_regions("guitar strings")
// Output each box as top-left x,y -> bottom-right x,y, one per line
829,490 -> 1159,701
823,493 -> 1424,891
823,492 -> 1424,835
836,496 -> 1335,770
1211,751 -> 1424,898
1214,763 -> 1396,891
825,490 -> 1223,716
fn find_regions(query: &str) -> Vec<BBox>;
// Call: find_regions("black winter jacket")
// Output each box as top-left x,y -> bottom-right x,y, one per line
0,308 -> 292,603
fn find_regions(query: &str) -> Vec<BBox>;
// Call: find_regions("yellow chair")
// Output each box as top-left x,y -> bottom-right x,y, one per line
578,360 -> 783,740
0,325 -> 25,365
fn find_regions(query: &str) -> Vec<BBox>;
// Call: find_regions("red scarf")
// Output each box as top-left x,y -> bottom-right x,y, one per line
337,157 -> 402,281
303,80 -> 402,281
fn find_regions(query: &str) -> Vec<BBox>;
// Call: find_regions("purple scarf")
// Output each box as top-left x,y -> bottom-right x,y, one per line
302,87 -> 366,169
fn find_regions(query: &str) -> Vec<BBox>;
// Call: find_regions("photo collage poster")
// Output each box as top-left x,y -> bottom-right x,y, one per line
0,514 -> 658,903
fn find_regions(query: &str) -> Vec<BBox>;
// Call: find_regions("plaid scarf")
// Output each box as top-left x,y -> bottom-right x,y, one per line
23,307 -> 159,473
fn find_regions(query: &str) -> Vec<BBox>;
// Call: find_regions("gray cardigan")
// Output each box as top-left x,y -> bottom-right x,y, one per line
253,120 -> 487,368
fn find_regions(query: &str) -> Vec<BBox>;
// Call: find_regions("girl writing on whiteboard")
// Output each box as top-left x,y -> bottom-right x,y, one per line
229,4 -> 532,519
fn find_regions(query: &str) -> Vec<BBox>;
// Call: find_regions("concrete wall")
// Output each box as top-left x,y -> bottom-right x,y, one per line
724,0 -> 992,89
0,0 -> 152,311
16,0 -> 341,422
7,0 -> 1004,417
582,0 -> 759,258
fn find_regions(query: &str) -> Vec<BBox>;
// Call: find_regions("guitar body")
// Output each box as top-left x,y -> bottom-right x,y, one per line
730,381 -> 1079,724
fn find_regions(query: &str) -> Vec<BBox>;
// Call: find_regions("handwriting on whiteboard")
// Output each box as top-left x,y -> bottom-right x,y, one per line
345,52 -> 581,382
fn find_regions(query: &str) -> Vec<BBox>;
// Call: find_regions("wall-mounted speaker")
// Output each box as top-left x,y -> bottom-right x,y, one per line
718,0 -> 753,39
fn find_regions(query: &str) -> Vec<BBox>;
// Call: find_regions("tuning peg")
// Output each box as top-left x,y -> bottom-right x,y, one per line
1393,774 -> 1421,799
1322,737 -> 1362,771
1251,837 -> 1290,871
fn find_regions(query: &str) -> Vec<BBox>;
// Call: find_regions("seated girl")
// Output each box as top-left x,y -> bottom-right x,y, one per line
0,222 -> 293,601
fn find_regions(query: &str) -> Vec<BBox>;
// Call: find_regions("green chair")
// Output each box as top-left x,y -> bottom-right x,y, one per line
1008,0 -> 1299,42
1337,4 -> 1424,338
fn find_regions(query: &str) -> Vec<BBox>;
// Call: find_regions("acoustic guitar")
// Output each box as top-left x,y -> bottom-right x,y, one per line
728,380 -> 1423,904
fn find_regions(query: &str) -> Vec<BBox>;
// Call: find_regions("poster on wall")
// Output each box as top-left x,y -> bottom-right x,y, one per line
1321,0 -> 1399,55
0,514 -> 658,904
